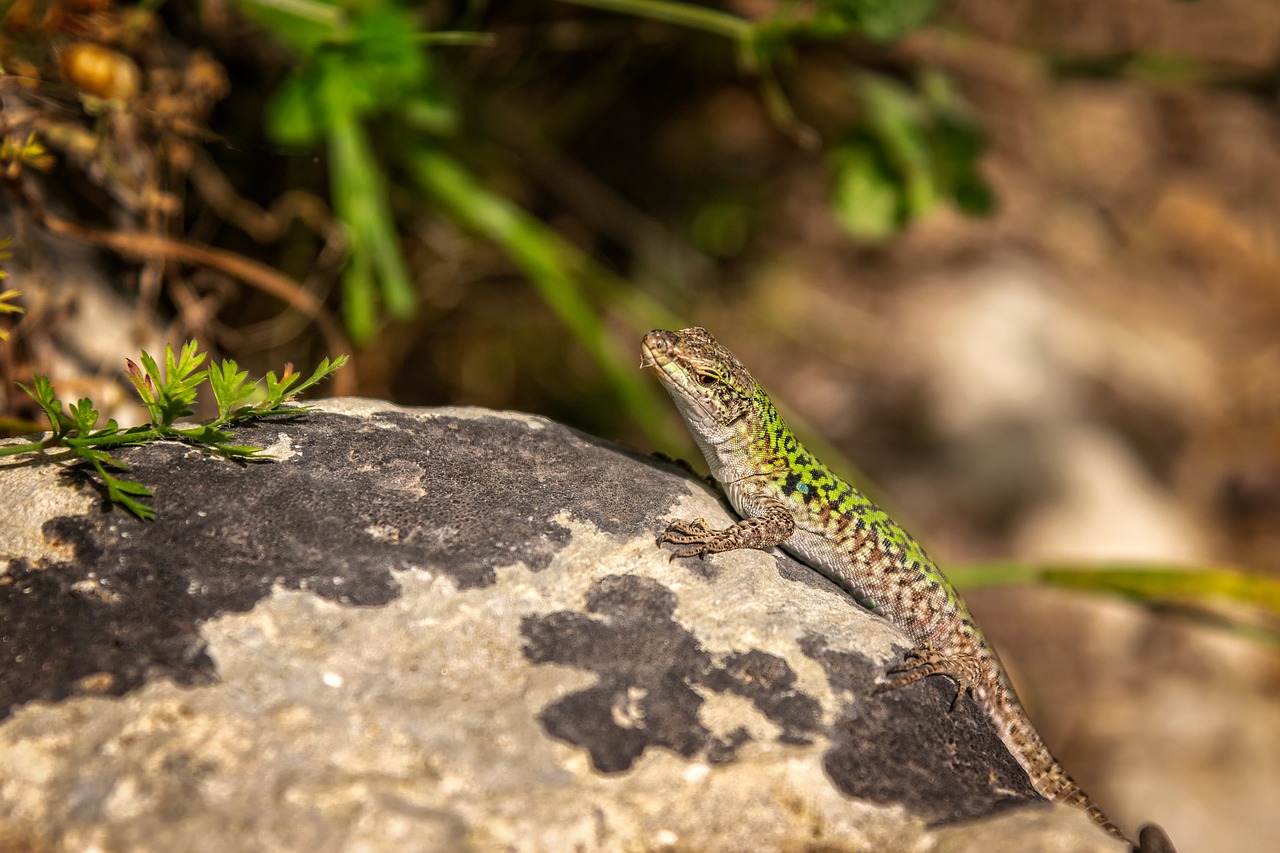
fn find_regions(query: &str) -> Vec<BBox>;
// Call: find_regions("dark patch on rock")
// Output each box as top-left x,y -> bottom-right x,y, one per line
522,574 -> 822,771
699,649 -> 823,746
1,410 -> 690,720
799,634 -> 1041,826
366,412 -> 689,586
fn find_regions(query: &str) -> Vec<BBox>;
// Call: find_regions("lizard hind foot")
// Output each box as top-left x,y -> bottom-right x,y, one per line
874,646 -> 985,711
656,518 -> 719,559
657,518 -> 714,541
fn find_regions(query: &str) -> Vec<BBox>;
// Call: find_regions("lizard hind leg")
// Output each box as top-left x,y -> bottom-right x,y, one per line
874,646 -> 987,711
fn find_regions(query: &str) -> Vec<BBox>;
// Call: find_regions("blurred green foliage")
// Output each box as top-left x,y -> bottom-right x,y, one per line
245,1 -> 443,339
0,236 -> 19,343
229,0 -> 982,445
950,562 -> 1280,647
830,72 -> 993,242
230,0 -> 983,448
810,0 -> 942,42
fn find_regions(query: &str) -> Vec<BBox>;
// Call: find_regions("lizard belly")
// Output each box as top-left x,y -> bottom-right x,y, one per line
780,526 -> 888,617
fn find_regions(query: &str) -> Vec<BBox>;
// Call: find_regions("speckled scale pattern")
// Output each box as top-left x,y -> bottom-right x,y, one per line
746,390 -> 986,650
643,327 -> 1132,847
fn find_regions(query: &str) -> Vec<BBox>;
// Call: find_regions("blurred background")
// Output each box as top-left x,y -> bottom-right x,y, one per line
2,1 -> 1279,850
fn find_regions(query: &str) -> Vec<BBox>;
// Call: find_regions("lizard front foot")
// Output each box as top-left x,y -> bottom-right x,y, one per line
874,646 -> 986,711
657,503 -> 798,560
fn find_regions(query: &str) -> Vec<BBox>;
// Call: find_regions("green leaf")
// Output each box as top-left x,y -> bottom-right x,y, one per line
210,444 -> 268,458
69,398 -> 99,433
265,69 -> 326,147
170,424 -> 236,444
143,342 -> 207,425
403,147 -> 673,447
328,116 -> 417,331
346,7 -> 430,109
104,475 -> 153,497
125,357 -> 158,417
229,0 -> 342,55
830,72 -> 994,240
339,233 -> 379,342
18,376 -> 68,435
102,472 -> 157,520
79,446 -> 126,469
291,354 -> 349,397
402,92 -> 458,136
858,74 -> 937,218
950,562 -> 1280,646
209,359 -> 255,420
169,340 -> 207,382
921,72 -> 995,217
163,341 -> 209,402
133,350 -> 167,422
829,139 -> 902,242
816,0 -> 941,42
251,2 -> 446,340
262,5 -> 439,145
252,355 -> 345,414
138,348 -> 164,389
77,446 -> 156,520
263,367 -> 303,405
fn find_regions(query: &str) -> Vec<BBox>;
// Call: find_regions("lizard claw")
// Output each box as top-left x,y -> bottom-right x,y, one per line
657,518 -> 719,559
875,646 -> 983,712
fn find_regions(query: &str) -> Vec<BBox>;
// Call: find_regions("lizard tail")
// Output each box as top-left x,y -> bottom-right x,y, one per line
986,679 -> 1132,845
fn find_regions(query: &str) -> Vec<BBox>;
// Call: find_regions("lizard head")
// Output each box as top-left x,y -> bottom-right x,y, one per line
642,327 -> 760,455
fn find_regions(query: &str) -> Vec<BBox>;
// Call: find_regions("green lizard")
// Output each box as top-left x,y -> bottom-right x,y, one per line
643,326 -> 1175,853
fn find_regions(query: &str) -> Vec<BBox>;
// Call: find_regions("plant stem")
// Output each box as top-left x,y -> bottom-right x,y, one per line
557,0 -> 753,42
0,438 -> 50,457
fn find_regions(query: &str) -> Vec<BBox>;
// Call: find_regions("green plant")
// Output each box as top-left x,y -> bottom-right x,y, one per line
0,236 -> 18,342
0,290 -> 15,342
1,341 -> 347,520
948,561 -> 1280,647
229,0 -> 967,450
237,0 -> 485,343
829,71 -> 994,242
236,0 -> 684,447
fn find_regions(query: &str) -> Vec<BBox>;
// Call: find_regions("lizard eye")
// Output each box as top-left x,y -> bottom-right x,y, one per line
696,372 -> 717,387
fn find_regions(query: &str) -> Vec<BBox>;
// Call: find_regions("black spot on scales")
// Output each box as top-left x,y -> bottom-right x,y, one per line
782,470 -> 807,497
1,411 -> 686,720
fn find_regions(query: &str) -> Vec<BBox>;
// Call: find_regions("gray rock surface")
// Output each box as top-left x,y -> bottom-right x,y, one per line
0,399 -> 1121,852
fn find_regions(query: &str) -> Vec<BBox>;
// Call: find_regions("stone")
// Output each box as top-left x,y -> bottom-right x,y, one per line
0,399 -> 1120,852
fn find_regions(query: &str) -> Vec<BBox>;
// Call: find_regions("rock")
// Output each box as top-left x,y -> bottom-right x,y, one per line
0,399 -> 1121,852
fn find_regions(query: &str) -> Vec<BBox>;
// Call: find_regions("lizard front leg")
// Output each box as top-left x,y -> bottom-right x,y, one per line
657,500 -> 796,559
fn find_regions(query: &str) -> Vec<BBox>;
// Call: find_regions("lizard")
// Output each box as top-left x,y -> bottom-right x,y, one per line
642,326 -> 1176,853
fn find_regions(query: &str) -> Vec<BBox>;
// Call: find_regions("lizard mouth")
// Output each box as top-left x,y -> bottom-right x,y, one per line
642,329 -> 724,423
641,330 -> 679,377
642,330 -> 708,405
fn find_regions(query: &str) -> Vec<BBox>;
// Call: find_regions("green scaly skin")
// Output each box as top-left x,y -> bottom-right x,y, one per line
643,326 -> 1142,848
